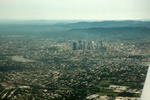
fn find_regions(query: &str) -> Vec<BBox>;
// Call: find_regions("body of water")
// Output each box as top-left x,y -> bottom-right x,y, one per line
12,56 -> 34,62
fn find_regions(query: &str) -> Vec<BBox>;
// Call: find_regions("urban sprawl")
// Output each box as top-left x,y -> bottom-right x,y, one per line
0,36 -> 150,100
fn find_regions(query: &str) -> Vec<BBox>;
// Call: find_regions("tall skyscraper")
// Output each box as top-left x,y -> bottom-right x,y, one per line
100,41 -> 103,48
78,40 -> 83,50
73,42 -> 77,50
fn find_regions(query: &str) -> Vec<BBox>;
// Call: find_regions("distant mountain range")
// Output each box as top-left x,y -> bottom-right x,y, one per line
1,20 -> 150,28
61,20 -> 150,28
0,20 -> 150,40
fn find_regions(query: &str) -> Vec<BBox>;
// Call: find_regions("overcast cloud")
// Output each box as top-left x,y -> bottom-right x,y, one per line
0,0 -> 150,20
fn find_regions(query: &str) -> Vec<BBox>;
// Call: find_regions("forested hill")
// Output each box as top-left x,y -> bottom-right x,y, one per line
65,27 -> 150,39
62,21 -> 150,28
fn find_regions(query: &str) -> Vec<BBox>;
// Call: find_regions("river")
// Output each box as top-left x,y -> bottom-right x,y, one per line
12,56 -> 34,62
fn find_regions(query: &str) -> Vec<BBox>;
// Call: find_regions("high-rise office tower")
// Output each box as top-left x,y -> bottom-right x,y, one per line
78,40 -> 83,50
73,42 -> 77,50
100,41 -> 103,48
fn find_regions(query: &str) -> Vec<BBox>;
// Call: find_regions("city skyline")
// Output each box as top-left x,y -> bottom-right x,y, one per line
0,0 -> 150,20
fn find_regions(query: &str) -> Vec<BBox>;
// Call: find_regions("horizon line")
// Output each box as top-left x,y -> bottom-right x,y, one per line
0,19 -> 150,22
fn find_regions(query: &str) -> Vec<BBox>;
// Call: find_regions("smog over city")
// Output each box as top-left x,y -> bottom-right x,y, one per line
0,0 -> 150,100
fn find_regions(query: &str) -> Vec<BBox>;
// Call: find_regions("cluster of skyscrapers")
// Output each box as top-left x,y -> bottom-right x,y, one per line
72,40 -> 106,51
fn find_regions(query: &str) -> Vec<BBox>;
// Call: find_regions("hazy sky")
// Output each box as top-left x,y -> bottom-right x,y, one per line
0,0 -> 150,20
